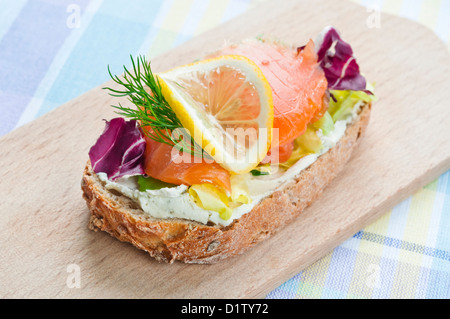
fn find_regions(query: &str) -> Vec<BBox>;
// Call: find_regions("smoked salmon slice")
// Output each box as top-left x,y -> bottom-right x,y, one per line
210,39 -> 328,147
143,134 -> 231,193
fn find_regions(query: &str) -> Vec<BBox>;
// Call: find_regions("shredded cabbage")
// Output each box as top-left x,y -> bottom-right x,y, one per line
189,184 -> 233,220
279,126 -> 322,169
230,174 -> 252,205
329,84 -> 377,122
188,173 -> 253,220
312,111 -> 334,136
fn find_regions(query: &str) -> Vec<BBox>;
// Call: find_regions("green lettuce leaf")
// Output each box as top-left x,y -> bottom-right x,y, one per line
137,175 -> 177,191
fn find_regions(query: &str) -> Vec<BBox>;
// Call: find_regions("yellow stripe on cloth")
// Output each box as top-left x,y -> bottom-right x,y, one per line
401,181 -> 438,251
147,0 -> 196,58
296,253 -> 334,298
194,0 -> 231,36
382,0 -> 404,15
418,0 -> 442,31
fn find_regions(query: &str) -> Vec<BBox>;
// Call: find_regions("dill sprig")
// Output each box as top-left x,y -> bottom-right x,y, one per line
103,55 -> 206,158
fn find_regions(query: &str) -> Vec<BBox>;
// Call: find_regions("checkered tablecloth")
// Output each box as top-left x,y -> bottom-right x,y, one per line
1,0 -> 448,299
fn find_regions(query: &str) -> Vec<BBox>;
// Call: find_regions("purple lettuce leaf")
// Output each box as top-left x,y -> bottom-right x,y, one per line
89,118 -> 146,180
314,26 -> 369,93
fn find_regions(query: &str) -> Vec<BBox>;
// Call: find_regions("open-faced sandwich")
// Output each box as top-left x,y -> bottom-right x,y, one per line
81,27 -> 376,263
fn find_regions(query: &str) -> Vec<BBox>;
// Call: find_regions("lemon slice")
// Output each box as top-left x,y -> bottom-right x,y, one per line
156,55 -> 274,174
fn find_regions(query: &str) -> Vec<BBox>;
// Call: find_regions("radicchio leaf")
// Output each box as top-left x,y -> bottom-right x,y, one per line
89,118 -> 146,181
314,26 -> 369,93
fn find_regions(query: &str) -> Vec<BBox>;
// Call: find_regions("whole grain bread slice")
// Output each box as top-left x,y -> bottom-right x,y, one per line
81,103 -> 371,264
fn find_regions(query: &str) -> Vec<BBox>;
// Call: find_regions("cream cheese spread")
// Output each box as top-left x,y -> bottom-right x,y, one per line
97,104 -> 362,226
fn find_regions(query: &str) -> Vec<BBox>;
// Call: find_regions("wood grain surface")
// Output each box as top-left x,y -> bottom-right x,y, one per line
1,0 -> 449,298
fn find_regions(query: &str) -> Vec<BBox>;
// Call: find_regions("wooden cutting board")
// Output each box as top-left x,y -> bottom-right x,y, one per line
1,0 -> 449,298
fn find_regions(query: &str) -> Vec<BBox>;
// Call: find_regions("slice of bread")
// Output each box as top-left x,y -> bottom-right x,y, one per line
81,103 -> 371,264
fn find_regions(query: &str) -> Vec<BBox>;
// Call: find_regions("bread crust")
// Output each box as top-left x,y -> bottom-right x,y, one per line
81,103 -> 371,263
